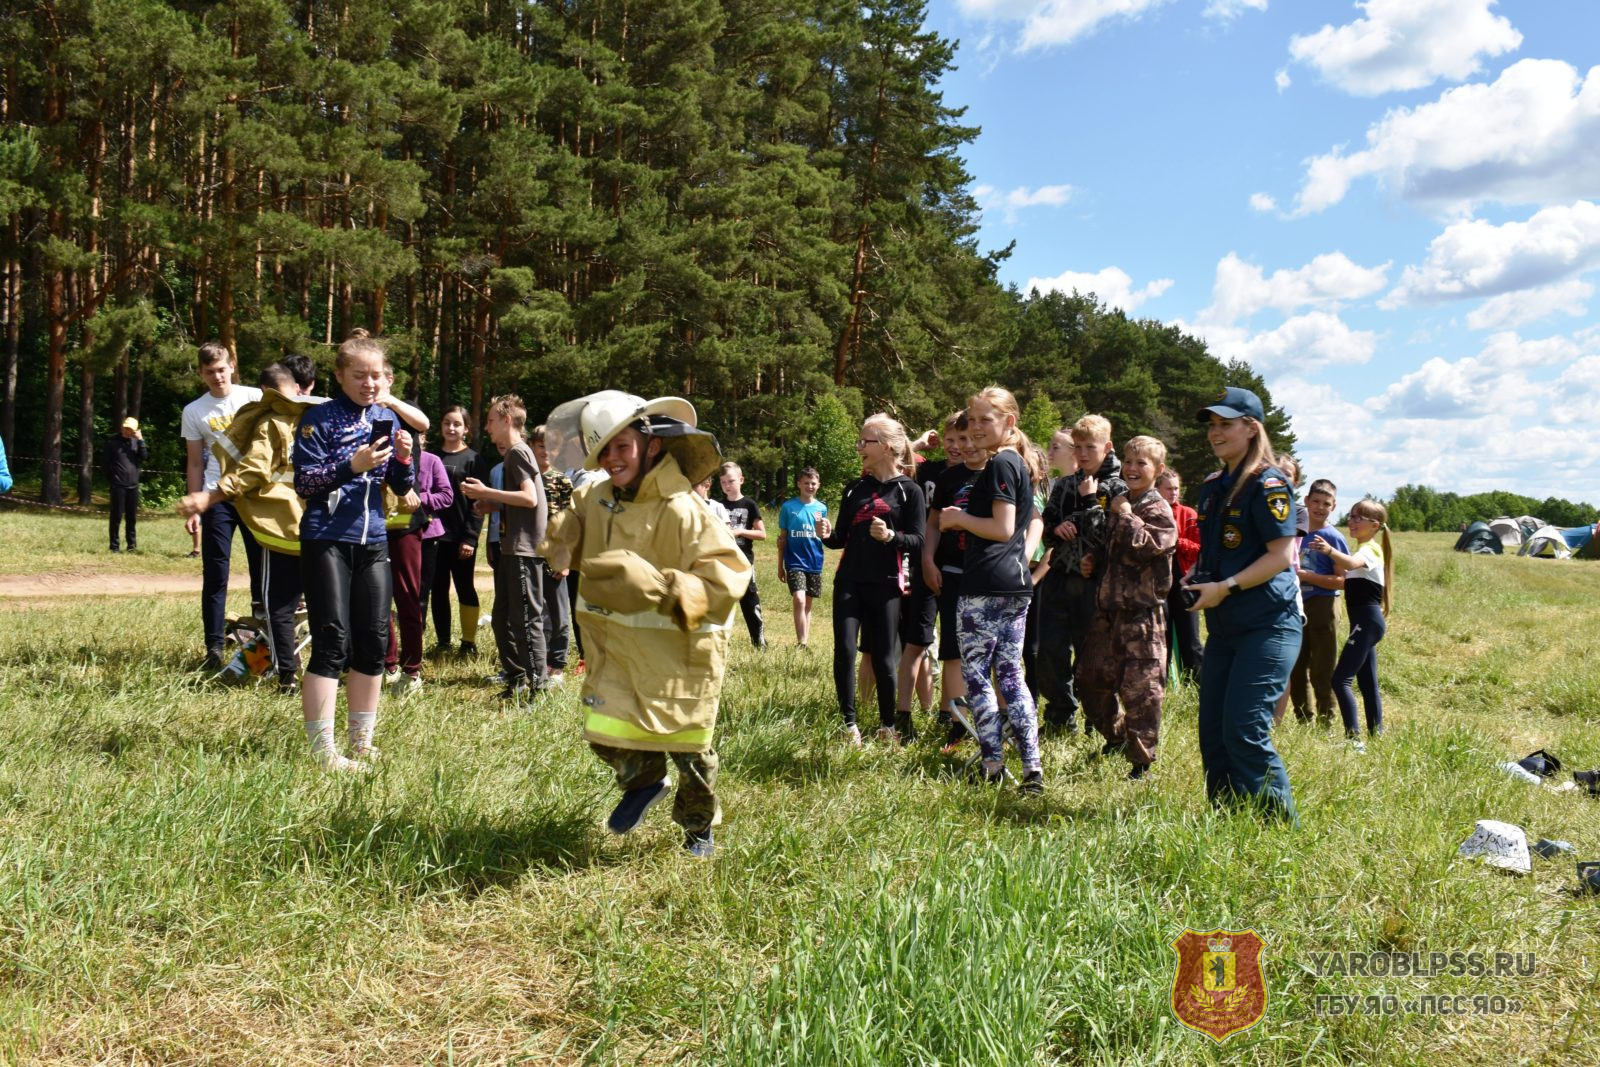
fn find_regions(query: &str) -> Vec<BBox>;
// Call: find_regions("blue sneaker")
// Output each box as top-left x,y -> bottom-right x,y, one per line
607,779 -> 670,835
684,829 -> 715,859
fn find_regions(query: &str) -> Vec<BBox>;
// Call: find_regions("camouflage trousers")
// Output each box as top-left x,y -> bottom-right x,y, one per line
1076,607 -> 1168,766
589,743 -> 720,834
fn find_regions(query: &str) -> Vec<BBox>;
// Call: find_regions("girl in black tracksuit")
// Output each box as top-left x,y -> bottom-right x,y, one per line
822,416 -> 925,743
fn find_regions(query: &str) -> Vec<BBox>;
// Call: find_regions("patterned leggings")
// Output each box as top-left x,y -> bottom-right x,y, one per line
958,594 -> 1042,773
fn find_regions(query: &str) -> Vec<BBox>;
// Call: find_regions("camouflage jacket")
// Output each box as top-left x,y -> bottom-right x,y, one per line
1042,452 -> 1128,576
1095,487 -> 1177,614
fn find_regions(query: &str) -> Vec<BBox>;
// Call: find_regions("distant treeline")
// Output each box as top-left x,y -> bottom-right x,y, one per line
3,0 -> 1292,507
1385,485 -> 1599,532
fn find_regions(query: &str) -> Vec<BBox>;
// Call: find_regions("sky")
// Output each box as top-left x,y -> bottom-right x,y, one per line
924,0 -> 1600,507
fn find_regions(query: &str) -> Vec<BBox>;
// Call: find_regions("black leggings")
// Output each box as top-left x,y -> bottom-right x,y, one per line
303,539 -> 391,679
1333,599 -> 1386,737
833,579 -> 901,728
428,537 -> 480,645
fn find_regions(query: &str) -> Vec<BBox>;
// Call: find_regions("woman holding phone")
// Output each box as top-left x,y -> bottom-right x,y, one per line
293,332 -> 415,772
820,414 -> 925,745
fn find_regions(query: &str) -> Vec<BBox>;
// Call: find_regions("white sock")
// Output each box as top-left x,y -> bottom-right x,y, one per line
305,718 -> 337,761
347,710 -> 377,754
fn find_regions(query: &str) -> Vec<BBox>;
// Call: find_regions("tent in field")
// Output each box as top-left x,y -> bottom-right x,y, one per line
1515,515 -> 1545,541
1455,521 -> 1503,555
1487,517 -> 1523,549
1518,525 -> 1597,559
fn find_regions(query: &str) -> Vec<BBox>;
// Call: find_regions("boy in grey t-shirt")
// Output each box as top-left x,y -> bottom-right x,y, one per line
461,394 -> 548,699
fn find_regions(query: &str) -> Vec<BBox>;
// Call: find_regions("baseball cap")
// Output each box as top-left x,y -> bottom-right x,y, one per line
122,417 -> 140,431
1196,386 -> 1265,424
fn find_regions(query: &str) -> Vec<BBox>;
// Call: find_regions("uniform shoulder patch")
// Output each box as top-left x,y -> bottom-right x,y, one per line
1261,475 -> 1286,489
1265,489 -> 1290,522
1203,470 -> 1223,483
300,424 -> 315,438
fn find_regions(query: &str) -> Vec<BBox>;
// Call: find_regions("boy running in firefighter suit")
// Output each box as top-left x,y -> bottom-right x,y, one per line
538,393 -> 751,859
1074,436 -> 1177,780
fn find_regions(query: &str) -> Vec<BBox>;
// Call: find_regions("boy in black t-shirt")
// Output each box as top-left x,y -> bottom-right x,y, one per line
718,461 -> 767,648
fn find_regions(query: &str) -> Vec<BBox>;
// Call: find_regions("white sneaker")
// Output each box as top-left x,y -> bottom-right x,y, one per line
396,674 -> 423,697
875,726 -> 902,746
1347,738 -> 1367,754
383,668 -> 403,690
546,672 -> 565,688
315,750 -> 370,774
842,724 -> 863,747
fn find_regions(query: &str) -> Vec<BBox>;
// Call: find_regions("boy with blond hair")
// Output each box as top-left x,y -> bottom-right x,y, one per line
1036,414 -> 1127,734
1076,436 -> 1176,779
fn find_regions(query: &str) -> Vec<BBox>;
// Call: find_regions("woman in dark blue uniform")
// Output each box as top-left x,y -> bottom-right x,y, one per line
1183,387 -> 1300,822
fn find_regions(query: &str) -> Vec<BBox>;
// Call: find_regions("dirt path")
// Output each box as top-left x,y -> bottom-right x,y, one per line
0,569 -> 252,599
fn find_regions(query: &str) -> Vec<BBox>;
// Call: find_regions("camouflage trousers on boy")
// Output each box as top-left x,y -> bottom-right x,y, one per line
1076,608 -> 1167,766
589,743 -> 720,834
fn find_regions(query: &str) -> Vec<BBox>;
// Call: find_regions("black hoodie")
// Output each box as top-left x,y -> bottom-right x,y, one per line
824,473 -> 926,586
1042,450 -> 1128,577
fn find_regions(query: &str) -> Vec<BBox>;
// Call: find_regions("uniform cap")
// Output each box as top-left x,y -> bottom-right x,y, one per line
1197,386 -> 1265,424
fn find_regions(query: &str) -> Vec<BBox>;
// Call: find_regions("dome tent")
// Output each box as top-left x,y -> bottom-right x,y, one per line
1487,517 -> 1523,549
1518,525 -> 1597,560
1454,521 -> 1503,555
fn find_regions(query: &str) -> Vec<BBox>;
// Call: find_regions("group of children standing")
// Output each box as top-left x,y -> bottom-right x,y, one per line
180,332 -> 1396,849
768,388 -> 1397,788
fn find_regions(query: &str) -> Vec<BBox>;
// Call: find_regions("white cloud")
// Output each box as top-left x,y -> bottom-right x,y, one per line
1466,279 -> 1593,330
1204,0 -> 1267,19
1025,266 -> 1174,312
952,0 -> 1172,50
1292,59 -> 1600,215
1279,326 -> 1600,504
974,183 -> 1075,224
1274,68 -> 1292,92
1249,192 -> 1278,213
1377,330 -> 1577,419
1194,311 -> 1379,373
1288,0 -> 1521,96
1201,251 -> 1390,323
1385,201 -> 1600,306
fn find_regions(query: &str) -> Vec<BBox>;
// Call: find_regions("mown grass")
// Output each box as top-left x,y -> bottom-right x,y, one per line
1,511 -> 1598,1064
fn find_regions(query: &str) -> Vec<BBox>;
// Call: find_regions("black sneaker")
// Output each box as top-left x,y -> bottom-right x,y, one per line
1019,770 -> 1045,795
458,641 -> 478,657
607,779 -> 671,835
498,681 -> 530,703
1127,763 -> 1150,781
684,829 -> 715,859
893,710 -> 917,743
1098,739 -> 1126,758
201,649 -> 224,672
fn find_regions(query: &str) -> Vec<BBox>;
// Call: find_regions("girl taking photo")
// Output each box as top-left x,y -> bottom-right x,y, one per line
293,333 -> 415,772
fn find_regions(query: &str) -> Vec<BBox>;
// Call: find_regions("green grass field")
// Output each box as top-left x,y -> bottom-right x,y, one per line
1,508 -> 1597,1064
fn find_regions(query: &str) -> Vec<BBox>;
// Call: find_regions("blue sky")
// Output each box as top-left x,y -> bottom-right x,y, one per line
926,0 -> 1600,508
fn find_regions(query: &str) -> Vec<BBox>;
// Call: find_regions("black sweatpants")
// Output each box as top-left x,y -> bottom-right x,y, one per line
1036,568 -> 1096,726
260,548 -> 304,678
427,537 -> 480,646
833,579 -> 901,728
493,553 -> 546,685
